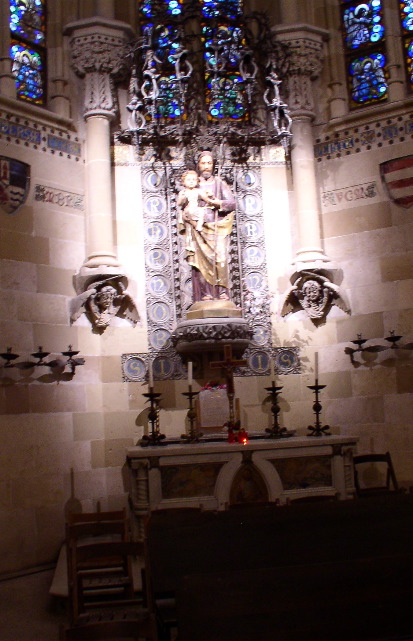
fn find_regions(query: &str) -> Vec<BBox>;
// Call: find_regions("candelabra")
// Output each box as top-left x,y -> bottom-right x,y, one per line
0,346 -> 85,375
264,382 -> 291,439
139,389 -> 165,447
307,381 -> 331,437
181,386 -> 202,443
345,331 -> 413,364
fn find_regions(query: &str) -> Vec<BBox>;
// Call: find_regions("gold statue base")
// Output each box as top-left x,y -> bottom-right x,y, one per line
187,299 -> 242,320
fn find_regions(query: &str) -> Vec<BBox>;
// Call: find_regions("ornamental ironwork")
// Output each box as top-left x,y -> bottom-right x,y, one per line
117,0 -> 292,162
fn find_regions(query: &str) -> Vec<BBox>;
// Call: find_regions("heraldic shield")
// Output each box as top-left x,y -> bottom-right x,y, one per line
380,155 -> 413,209
0,156 -> 30,215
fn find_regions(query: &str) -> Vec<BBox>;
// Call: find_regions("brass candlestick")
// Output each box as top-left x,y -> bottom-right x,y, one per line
181,386 -> 202,443
139,389 -> 165,446
265,382 -> 290,438
307,381 -> 331,437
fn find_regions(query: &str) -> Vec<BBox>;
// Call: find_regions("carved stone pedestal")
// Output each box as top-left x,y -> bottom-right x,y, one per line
172,317 -> 252,356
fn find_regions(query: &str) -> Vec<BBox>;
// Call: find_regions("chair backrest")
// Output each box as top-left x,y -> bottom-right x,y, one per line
60,616 -> 157,641
69,540 -> 144,622
66,520 -> 129,544
67,509 -> 127,525
353,451 -> 399,496
74,540 -> 143,564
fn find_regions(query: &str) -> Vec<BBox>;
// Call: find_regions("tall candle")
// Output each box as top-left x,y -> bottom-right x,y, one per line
270,358 -> 275,383
314,351 -> 319,381
188,361 -> 193,386
148,360 -> 154,389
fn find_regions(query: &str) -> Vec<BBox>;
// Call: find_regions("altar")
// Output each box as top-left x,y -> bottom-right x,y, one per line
126,435 -> 358,538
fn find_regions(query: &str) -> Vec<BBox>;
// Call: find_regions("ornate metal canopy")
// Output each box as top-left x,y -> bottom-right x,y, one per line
118,0 -> 292,164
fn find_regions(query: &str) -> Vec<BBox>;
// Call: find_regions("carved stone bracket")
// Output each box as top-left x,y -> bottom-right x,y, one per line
70,269 -> 139,333
273,25 -> 329,118
172,318 -> 253,357
281,268 -> 350,324
65,19 -> 134,117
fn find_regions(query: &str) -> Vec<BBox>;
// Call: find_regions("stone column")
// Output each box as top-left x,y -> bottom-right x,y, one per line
65,17 -> 139,330
66,17 -> 133,270
274,24 -> 330,270
324,0 -> 347,120
382,4 -> 405,103
274,25 -> 350,320
0,0 -> 16,97
95,0 -> 115,20
48,0 -> 71,119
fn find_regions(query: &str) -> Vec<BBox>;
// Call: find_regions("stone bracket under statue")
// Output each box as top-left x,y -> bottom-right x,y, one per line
172,303 -> 252,357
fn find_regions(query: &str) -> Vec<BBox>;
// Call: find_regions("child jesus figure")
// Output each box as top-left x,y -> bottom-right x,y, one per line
177,169 -> 214,232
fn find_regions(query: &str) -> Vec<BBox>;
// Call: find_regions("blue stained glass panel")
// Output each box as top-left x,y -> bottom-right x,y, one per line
400,1 -> 413,32
207,73 -> 245,119
153,24 -> 180,64
203,25 -> 244,68
342,1 -> 385,49
139,0 -> 181,18
10,41 -> 45,104
201,0 -> 242,19
156,75 -> 182,118
10,0 -> 46,46
406,38 -> 413,88
349,52 -> 388,105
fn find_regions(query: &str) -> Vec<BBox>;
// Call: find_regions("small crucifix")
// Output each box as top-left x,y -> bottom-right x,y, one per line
210,344 -> 247,425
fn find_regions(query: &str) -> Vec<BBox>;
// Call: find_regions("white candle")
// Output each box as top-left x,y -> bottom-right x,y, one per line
270,358 -> 275,382
314,351 -> 319,380
188,361 -> 193,386
148,360 -> 154,389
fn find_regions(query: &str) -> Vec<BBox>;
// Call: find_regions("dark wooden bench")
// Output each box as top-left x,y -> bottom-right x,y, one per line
144,494 -> 413,641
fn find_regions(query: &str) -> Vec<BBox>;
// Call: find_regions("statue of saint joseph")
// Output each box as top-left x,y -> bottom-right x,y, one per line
177,151 -> 236,303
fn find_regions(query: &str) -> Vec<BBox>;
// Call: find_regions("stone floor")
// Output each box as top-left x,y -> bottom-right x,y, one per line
0,568 -> 68,641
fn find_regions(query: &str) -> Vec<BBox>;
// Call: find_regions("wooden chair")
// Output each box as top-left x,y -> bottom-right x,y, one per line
59,615 -> 158,641
69,540 -> 144,624
353,452 -> 400,497
66,509 -> 135,622
66,509 -> 130,543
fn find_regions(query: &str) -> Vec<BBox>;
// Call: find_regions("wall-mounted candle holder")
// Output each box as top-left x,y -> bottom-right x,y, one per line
0,346 -> 85,376
345,331 -> 413,364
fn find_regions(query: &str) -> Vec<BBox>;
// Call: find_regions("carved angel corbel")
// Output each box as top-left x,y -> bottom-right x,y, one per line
281,270 -> 350,323
70,275 -> 139,332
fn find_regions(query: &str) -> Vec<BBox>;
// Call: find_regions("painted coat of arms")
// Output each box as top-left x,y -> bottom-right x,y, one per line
380,155 -> 413,209
0,157 -> 30,215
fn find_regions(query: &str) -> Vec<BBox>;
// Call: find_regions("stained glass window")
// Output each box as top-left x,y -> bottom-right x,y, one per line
399,1 -> 413,91
201,4 -> 246,121
9,0 -> 46,104
137,0 -> 246,122
138,1 -> 184,119
340,0 -> 388,107
201,0 -> 242,19
342,1 -> 385,49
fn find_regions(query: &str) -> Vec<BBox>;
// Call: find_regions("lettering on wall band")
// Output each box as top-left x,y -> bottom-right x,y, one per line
0,113 -> 81,161
315,115 -> 413,161
34,185 -> 84,210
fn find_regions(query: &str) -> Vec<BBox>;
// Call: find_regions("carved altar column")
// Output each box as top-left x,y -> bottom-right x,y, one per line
65,17 -> 139,330
274,25 -> 350,321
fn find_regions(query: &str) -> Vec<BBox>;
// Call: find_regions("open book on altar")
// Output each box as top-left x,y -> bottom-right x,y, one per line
195,385 -> 240,433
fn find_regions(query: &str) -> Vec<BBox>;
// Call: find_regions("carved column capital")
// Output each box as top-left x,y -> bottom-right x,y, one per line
64,18 -> 134,118
273,24 -> 329,118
